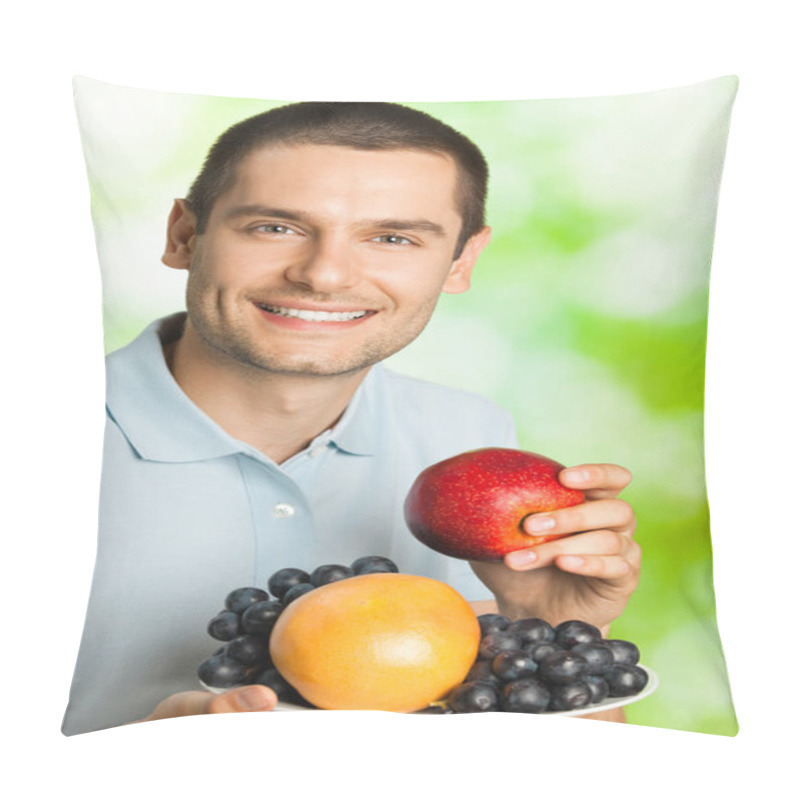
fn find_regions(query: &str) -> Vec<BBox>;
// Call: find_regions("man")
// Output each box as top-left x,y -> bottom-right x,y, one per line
62,102 -> 639,734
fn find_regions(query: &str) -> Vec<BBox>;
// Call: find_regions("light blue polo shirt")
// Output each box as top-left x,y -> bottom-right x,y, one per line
62,313 -> 518,735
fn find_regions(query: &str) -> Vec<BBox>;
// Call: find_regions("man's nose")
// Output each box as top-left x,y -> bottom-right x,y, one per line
284,234 -> 360,293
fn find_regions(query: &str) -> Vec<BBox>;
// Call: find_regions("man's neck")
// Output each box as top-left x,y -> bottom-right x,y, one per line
162,322 -> 370,464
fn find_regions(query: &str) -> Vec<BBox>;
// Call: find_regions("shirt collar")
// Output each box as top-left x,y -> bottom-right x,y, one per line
105,313 -> 381,463
326,365 -> 383,457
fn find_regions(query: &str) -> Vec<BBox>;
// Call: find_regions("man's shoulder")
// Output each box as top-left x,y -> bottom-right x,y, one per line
374,366 -> 517,447
379,366 -> 506,411
103,314 -> 242,463
105,314 -> 183,366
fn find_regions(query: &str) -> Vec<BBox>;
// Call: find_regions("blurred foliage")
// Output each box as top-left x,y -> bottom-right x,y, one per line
75,76 -> 738,735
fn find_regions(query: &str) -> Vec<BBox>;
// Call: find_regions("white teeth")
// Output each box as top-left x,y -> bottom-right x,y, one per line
261,305 -> 368,322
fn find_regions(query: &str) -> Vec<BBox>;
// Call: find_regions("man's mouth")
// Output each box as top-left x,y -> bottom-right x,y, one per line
256,303 -> 372,322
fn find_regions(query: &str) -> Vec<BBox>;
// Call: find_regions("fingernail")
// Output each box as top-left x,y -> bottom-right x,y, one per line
559,556 -> 585,569
562,469 -> 589,483
525,514 -> 555,533
507,550 -> 538,568
235,686 -> 272,711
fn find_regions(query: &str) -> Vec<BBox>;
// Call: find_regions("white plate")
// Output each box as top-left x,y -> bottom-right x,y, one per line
201,664 -> 658,716
540,664 -> 658,717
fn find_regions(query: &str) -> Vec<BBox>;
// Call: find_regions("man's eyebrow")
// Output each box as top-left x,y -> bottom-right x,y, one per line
224,205 -> 307,222
224,205 -> 447,236
368,218 -> 447,236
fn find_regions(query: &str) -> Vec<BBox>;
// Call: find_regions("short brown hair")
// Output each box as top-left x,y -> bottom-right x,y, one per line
185,102 -> 489,257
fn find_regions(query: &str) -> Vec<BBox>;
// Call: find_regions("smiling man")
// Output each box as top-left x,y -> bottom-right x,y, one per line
161,142 -> 488,462
62,103 -> 639,734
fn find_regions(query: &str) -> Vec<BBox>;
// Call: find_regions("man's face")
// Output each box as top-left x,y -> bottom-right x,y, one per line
164,144 -> 489,378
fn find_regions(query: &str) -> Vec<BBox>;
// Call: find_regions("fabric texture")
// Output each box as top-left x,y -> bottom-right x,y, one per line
62,314 -> 517,735
68,76 -> 739,736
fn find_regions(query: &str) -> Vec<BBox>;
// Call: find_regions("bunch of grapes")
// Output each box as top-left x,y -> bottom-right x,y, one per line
197,556 -> 398,704
446,614 -> 648,714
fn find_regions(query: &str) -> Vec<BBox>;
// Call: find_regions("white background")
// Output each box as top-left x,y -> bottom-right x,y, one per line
3,1 -> 797,796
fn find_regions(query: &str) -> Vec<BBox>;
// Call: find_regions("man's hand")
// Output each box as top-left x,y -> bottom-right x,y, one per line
470,463 -> 639,632
138,685 -> 278,723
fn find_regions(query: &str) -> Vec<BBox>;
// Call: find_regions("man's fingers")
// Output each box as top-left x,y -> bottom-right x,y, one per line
143,691 -> 215,721
553,553 -> 640,585
143,685 -> 277,722
522,497 -> 635,538
540,529 -> 638,560
208,685 -> 278,714
505,529 -> 640,571
559,464 -> 633,498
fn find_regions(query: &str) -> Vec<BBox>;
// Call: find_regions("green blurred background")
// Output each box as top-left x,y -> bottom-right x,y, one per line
75,76 -> 738,735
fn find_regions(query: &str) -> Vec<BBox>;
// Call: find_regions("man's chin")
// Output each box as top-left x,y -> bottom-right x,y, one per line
240,353 -> 380,379
267,363 -> 372,379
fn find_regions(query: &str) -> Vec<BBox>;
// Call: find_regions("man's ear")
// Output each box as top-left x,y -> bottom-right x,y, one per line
162,199 -> 198,270
442,226 -> 491,294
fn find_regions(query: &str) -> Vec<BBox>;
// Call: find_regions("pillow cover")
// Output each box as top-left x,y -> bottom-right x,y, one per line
64,75 -> 738,736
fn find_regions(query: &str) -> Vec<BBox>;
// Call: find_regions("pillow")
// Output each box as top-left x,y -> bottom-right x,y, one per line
64,75 -> 738,736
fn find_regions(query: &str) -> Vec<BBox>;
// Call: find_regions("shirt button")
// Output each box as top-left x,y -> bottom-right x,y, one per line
271,503 -> 296,519
309,444 -> 327,458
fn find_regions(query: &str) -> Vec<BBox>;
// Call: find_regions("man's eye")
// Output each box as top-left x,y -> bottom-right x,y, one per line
252,224 -> 297,235
373,234 -> 414,245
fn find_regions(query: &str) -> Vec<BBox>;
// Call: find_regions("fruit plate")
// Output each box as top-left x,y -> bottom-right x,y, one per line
201,664 -> 658,716
540,664 -> 659,717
